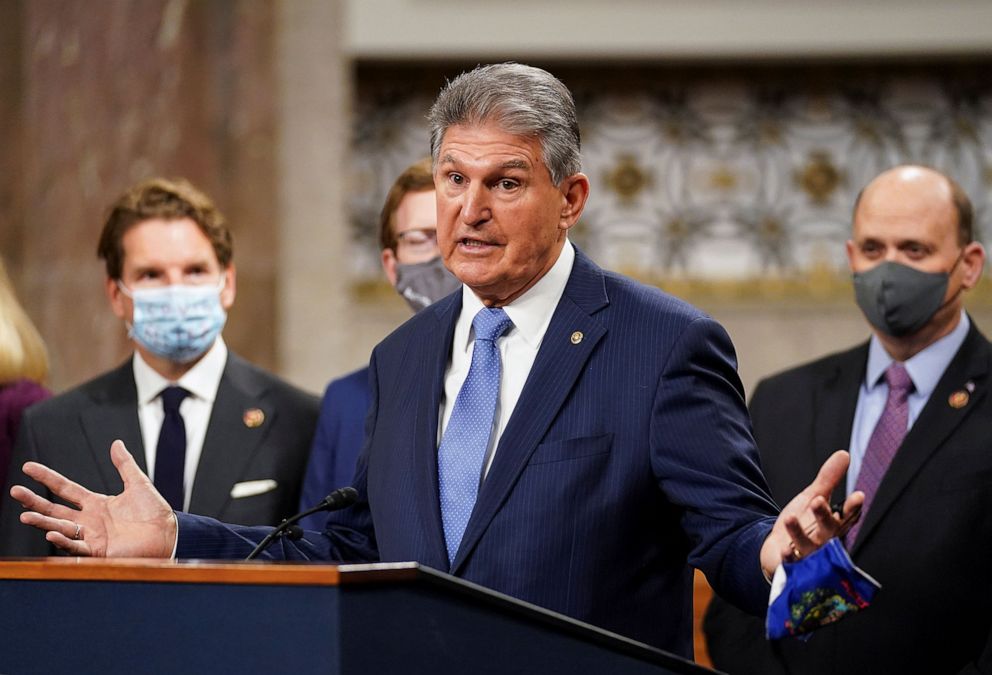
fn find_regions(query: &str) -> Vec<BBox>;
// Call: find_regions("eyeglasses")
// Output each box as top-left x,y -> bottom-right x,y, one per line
395,228 -> 439,254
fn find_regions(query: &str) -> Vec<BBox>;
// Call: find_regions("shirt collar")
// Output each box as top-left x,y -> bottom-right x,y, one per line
133,337 -> 228,404
864,311 -> 970,396
456,240 -> 576,353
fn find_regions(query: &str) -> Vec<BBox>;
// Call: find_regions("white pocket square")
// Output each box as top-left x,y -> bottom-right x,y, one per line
230,479 -> 278,499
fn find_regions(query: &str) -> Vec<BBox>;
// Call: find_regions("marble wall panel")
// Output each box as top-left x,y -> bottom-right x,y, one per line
3,0 -> 279,390
0,1 -> 25,276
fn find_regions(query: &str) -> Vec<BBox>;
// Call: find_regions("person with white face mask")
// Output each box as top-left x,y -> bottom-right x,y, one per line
0,177 -> 320,556
297,159 -> 460,529
116,276 -> 229,364
705,166 -> 992,675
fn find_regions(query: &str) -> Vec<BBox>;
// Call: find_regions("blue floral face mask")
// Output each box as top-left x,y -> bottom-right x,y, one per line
766,538 -> 881,640
118,277 -> 227,363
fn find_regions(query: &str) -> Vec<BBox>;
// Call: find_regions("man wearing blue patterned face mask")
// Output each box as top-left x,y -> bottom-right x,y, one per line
0,177 -> 320,556
116,275 -> 228,364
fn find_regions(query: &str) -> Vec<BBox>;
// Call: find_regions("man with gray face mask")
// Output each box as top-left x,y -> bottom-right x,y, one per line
705,165 -> 992,675
298,159 -> 459,528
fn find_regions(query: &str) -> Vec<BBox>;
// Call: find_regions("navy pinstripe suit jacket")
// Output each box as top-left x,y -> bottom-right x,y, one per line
177,249 -> 778,656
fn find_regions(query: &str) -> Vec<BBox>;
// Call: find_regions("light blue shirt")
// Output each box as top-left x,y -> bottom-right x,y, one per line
846,311 -> 970,494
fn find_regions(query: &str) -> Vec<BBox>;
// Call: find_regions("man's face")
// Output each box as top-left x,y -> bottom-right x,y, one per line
434,122 -> 588,306
848,170 -> 962,276
846,167 -> 985,334
381,189 -> 439,286
107,217 -> 236,325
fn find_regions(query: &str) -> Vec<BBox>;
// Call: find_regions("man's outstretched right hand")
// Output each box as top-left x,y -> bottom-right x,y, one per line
10,439 -> 177,558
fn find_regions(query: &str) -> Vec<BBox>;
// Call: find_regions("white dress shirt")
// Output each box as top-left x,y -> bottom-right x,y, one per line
440,240 -> 576,477
846,311 -> 970,493
133,337 -> 228,510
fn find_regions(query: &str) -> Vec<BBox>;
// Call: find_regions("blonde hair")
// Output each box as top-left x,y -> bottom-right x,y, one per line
0,257 -> 49,384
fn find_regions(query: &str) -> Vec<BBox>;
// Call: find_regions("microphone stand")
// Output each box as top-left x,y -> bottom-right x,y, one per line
245,486 -> 358,561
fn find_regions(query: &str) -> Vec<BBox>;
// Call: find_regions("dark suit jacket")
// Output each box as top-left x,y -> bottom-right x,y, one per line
177,250 -> 778,657
0,352 -> 319,556
704,322 -> 992,675
297,367 -> 371,530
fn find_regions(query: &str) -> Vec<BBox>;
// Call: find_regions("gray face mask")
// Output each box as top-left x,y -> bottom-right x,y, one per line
394,255 -> 462,312
852,260 -> 958,337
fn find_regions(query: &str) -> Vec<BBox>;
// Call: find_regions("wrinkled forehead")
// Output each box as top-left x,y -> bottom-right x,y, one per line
436,123 -> 550,177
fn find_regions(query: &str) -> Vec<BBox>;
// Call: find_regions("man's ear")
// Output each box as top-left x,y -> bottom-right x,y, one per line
220,264 -> 237,310
381,248 -> 399,287
960,241 -> 986,290
558,173 -> 591,232
845,239 -> 857,273
106,277 -> 128,320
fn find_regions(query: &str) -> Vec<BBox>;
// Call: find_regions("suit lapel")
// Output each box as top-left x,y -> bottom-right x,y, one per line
415,296 -> 461,570
451,252 -> 609,574
852,325 -> 990,552
78,360 -> 147,490
812,344 -> 867,507
188,354 -> 274,518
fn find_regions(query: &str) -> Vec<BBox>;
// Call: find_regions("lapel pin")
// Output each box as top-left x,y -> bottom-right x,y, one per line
243,408 -> 265,428
948,391 -> 969,409
966,381 -> 975,393
570,331 -> 584,345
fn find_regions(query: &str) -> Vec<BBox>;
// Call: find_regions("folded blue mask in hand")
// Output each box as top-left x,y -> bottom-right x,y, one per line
766,538 -> 881,640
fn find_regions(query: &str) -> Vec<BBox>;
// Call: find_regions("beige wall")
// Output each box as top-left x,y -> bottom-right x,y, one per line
346,0 -> 992,60
275,0 -> 352,392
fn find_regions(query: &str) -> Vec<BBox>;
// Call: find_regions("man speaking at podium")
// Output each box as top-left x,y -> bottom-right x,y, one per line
11,63 -> 860,659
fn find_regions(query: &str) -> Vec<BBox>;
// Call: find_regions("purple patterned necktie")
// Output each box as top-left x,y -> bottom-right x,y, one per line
845,362 -> 914,547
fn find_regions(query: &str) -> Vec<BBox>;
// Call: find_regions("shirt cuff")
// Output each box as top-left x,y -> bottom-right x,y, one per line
169,511 -> 179,559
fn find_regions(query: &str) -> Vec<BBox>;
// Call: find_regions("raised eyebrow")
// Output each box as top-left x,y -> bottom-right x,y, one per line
499,159 -> 530,171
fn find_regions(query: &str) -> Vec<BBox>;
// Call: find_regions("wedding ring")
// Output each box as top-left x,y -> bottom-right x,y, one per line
73,523 -> 82,541
789,541 -> 802,561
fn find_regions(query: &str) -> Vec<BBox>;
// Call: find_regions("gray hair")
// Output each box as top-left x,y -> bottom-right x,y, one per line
428,63 -> 582,185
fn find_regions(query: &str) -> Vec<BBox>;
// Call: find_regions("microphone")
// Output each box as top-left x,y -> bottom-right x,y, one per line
245,486 -> 358,561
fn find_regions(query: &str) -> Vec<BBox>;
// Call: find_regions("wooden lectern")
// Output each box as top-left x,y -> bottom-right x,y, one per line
0,559 -> 720,674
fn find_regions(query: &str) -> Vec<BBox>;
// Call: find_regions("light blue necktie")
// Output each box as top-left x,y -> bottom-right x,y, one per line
438,307 -> 514,563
